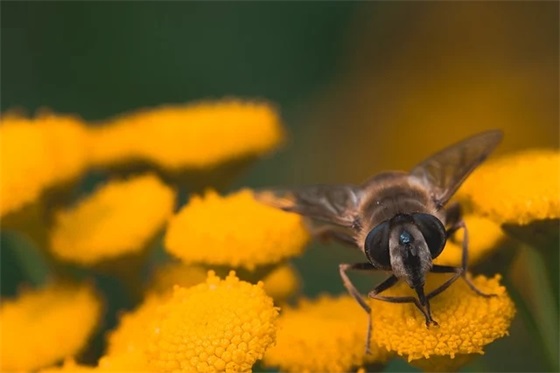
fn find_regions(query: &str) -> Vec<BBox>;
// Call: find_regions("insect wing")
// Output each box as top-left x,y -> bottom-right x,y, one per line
253,184 -> 362,227
410,130 -> 503,206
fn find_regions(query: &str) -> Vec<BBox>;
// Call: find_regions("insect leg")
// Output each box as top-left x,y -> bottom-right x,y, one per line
368,289 -> 436,326
339,262 -> 376,354
429,220 -> 497,298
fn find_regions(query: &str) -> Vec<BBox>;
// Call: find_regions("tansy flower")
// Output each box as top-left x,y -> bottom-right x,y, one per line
50,174 -> 175,265
0,282 -> 102,372
35,113 -> 90,186
88,100 -> 284,171
165,189 -> 310,270
148,261 -> 300,303
145,271 -> 279,373
0,117 -> 51,216
370,273 -> 515,371
39,359 -> 98,372
101,294 -> 163,371
458,149 -> 560,225
261,263 -> 301,302
263,295 -> 389,373
0,114 -> 89,217
434,214 -> 508,267
148,262 -> 209,295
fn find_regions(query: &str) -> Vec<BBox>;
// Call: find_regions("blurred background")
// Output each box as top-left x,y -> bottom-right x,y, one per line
2,1 -> 558,372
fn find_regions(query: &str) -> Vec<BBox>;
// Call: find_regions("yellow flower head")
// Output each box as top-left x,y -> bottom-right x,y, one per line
264,295 -> 389,373
165,189 -> 310,270
458,149 -> 560,225
146,271 -> 279,373
149,261 -> 300,304
0,114 -> 89,216
89,99 -> 284,171
39,358 -> 98,373
0,117 -> 50,216
148,262 -> 209,295
261,263 -> 300,302
0,282 -> 102,372
102,294 -> 163,371
371,274 -> 515,368
434,214 -> 507,267
50,174 -> 175,265
35,113 -> 90,185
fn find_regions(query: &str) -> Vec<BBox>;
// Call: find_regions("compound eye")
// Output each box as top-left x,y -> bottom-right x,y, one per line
411,213 -> 446,259
364,221 -> 390,268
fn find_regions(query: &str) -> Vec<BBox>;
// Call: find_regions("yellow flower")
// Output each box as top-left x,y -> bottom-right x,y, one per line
165,189 -> 310,270
149,261 -> 300,304
102,294 -> 163,371
35,113 -> 90,185
0,117 -> 50,216
458,149 -> 560,225
89,100 -> 284,171
264,295 -> 389,373
261,263 -> 300,302
39,358 -> 98,372
434,214 -> 507,267
148,262 -> 209,295
0,114 -> 89,217
146,271 -> 279,373
50,174 -> 175,265
370,274 -> 515,370
0,282 -> 102,372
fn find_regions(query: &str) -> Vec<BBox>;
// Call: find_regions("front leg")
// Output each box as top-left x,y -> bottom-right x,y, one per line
428,219 -> 497,299
339,263 -> 374,353
368,277 -> 437,326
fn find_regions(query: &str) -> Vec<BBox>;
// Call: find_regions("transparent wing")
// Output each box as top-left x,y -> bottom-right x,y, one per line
253,184 -> 362,227
410,130 -> 503,206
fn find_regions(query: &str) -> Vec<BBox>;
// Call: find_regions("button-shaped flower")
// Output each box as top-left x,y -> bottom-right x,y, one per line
458,149 -> 559,225
264,295 -> 389,373
50,174 -> 175,265
146,271 -> 278,373
1,282 -> 102,372
370,274 -> 515,371
165,189 -> 310,270
0,113 -> 88,216
89,100 -> 284,171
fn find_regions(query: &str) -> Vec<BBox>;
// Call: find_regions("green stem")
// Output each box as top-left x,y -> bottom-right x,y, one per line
509,245 -> 559,371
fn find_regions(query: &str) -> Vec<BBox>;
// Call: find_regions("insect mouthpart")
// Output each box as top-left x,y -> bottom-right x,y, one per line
388,222 -> 433,288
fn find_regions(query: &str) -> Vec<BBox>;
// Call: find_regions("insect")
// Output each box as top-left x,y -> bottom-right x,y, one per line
255,130 -> 503,352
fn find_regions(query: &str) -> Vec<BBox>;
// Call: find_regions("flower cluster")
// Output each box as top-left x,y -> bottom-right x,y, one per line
2,98 -> 556,372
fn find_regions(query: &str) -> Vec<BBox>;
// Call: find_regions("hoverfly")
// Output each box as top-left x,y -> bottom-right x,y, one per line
255,130 -> 503,352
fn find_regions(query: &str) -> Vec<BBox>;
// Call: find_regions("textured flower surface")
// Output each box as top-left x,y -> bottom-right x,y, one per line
149,261 -> 300,303
370,273 -> 515,370
50,174 -> 175,264
101,294 -> 163,371
0,282 -> 102,372
264,295 -> 389,373
165,189 -> 310,270
0,114 -> 89,216
458,149 -> 560,225
148,262 -> 209,295
89,100 -> 284,170
146,271 -> 279,373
